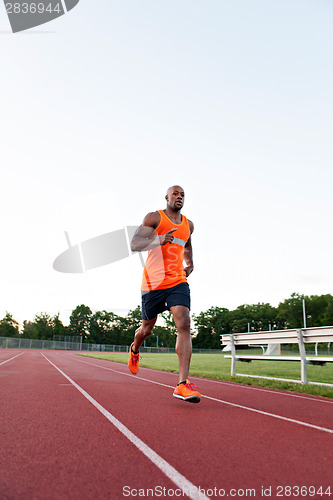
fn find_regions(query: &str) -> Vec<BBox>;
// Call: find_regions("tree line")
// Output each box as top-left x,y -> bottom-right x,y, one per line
192,293 -> 333,349
1,293 -> 333,349
0,305 -> 176,348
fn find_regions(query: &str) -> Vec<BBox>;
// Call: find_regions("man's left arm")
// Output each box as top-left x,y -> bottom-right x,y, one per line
184,220 -> 194,277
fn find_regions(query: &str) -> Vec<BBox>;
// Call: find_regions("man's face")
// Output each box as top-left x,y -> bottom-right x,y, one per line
166,186 -> 185,211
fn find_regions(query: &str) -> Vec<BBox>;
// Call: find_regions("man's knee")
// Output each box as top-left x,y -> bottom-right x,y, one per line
141,325 -> 153,336
174,310 -> 191,334
139,318 -> 156,337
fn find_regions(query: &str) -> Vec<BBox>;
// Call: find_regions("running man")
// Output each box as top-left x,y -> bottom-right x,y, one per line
128,185 -> 201,403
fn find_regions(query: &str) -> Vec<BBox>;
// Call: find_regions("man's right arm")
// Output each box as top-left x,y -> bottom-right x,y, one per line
131,212 -> 178,252
130,212 -> 160,252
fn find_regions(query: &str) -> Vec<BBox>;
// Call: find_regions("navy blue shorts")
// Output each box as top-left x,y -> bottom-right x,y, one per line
141,282 -> 191,321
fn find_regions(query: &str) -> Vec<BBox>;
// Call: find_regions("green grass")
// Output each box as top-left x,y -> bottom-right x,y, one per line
77,351 -> 333,399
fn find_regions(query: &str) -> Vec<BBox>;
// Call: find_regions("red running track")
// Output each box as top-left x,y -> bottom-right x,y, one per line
1,349 -> 332,500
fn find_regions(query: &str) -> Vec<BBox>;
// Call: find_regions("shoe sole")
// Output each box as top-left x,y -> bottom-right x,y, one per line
173,393 -> 201,403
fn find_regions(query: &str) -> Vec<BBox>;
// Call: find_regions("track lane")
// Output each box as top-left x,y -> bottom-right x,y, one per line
42,352 -> 209,500
71,352 -> 333,431
45,351 -> 333,495
1,351 -> 200,500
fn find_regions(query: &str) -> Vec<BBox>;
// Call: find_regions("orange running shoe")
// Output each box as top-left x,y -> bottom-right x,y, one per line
128,343 -> 140,374
173,380 -> 201,403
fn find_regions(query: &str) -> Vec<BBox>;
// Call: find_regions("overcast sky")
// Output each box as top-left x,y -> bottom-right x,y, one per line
1,0 -> 332,326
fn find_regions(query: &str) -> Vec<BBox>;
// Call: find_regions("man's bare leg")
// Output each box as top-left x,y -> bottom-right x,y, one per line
128,317 -> 157,374
170,305 -> 192,383
132,317 -> 157,353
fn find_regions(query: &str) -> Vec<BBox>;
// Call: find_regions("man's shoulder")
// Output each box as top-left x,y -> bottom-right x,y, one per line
185,217 -> 194,233
142,211 -> 161,229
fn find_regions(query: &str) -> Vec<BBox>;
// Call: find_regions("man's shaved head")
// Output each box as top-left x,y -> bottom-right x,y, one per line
165,186 -> 185,212
166,185 -> 184,196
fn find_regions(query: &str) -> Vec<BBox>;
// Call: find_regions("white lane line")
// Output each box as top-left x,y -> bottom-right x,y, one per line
204,394 -> 333,435
121,358 -> 333,404
188,376 -> 333,405
41,353 -> 209,500
0,352 -> 24,366
73,353 -> 333,405
70,356 -> 333,435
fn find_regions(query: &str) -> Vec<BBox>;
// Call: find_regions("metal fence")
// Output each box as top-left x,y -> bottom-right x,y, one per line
0,336 -> 222,354
0,336 -> 82,351
2,336 -> 331,355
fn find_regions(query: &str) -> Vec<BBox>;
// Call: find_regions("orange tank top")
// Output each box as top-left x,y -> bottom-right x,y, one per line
141,210 -> 191,291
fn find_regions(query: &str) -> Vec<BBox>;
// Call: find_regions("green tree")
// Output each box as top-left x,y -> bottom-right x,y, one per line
276,293 -> 305,329
323,299 -> 333,326
0,312 -> 20,337
52,313 -> 67,337
21,320 -> 34,338
304,294 -> 333,327
229,303 -> 276,333
230,304 -> 253,333
229,303 -> 275,334
231,303 -> 277,332
193,307 -> 230,348
90,310 -> 123,345
88,307 -> 143,346
69,305 -> 93,342
21,313 -> 54,340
